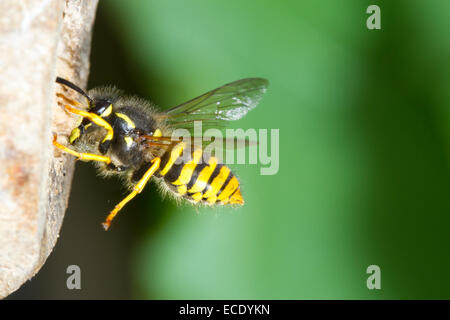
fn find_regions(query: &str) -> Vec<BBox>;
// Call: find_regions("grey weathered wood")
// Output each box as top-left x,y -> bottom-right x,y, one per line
0,0 -> 98,298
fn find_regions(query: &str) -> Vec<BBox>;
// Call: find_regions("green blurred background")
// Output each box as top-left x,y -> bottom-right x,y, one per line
10,0 -> 450,299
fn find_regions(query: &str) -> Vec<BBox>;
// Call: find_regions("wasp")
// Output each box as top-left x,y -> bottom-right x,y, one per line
53,76 -> 268,230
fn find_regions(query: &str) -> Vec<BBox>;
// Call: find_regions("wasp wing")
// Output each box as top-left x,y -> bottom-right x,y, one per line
162,78 -> 269,133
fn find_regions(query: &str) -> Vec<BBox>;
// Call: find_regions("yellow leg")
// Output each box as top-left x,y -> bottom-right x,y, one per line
53,133 -> 111,164
63,104 -> 114,143
102,157 -> 161,231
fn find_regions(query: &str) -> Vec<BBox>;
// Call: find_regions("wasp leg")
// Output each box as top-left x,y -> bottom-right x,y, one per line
102,157 -> 161,231
53,133 -> 111,164
63,104 -> 114,154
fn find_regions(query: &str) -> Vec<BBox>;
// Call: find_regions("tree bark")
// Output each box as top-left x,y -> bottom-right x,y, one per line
0,0 -> 98,298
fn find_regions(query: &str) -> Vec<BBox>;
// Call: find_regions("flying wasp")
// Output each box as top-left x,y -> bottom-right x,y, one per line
53,76 -> 268,230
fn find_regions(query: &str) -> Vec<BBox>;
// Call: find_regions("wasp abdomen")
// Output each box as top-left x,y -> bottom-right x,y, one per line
157,143 -> 243,205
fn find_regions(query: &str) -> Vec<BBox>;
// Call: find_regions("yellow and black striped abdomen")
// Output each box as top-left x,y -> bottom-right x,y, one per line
157,143 -> 243,205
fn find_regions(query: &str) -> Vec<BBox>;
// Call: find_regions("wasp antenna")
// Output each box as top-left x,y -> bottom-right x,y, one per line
56,77 -> 93,104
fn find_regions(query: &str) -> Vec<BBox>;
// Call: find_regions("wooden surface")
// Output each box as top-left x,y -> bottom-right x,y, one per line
0,0 -> 98,298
